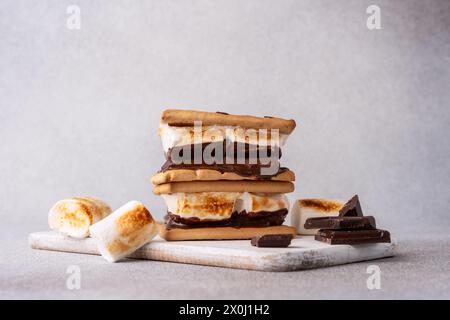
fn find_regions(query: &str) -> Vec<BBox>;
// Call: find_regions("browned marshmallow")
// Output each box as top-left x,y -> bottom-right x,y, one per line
89,201 -> 158,262
48,197 -> 112,238
162,192 -> 289,222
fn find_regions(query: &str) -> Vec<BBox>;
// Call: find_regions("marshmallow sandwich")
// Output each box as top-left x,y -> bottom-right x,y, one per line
152,109 -> 297,240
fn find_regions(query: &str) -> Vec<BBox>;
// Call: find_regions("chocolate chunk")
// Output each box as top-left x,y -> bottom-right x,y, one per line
216,111 -> 229,115
315,229 -> 390,245
305,216 -> 376,230
339,195 -> 363,217
251,234 -> 293,247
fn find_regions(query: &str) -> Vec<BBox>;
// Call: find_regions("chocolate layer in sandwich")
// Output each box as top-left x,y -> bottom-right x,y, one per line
165,209 -> 288,229
160,161 -> 288,178
162,141 -> 285,178
165,142 -> 282,161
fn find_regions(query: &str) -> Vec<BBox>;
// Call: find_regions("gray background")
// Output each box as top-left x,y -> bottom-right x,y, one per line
1,0 -> 450,299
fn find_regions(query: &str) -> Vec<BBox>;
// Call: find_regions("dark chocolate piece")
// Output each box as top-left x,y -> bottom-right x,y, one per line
165,209 -> 288,230
339,195 -> 363,217
305,216 -> 376,230
315,229 -> 390,245
251,234 -> 293,247
216,111 -> 229,115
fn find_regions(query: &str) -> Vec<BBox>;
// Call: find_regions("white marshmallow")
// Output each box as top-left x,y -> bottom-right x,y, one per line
290,199 -> 344,235
161,192 -> 289,221
48,197 -> 112,238
236,193 -> 289,214
158,123 -> 289,154
89,201 -> 158,262
162,192 -> 239,221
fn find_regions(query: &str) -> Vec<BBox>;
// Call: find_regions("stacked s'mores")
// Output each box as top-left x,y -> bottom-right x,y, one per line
152,109 -> 297,240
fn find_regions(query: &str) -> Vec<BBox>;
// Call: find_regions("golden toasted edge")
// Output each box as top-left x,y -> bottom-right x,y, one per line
153,181 -> 295,195
158,224 -> 296,241
48,199 -> 92,232
115,203 -> 155,238
161,109 -> 296,134
151,169 -> 295,185
297,199 -> 344,212
72,197 -> 112,220
50,198 -> 95,223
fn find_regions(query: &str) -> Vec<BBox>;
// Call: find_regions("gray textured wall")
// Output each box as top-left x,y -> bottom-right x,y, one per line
1,0 -> 449,237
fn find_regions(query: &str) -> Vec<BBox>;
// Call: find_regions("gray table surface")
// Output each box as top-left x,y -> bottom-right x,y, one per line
1,226 -> 449,300
2,0 -> 450,301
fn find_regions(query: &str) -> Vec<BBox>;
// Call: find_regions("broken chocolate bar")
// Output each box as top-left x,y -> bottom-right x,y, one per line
305,216 -> 376,230
251,234 -> 293,247
339,195 -> 363,217
315,229 -> 390,245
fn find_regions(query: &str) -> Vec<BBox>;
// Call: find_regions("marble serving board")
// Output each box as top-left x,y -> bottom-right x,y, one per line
29,231 -> 396,272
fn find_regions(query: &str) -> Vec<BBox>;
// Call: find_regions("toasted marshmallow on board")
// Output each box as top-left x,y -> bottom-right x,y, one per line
89,201 -> 158,263
161,192 -> 289,221
290,199 -> 344,235
48,197 -> 112,238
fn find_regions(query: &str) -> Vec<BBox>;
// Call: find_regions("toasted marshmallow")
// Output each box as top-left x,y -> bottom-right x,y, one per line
159,123 -> 289,154
235,193 -> 289,213
89,201 -> 158,262
48,197 -> 112,238
162,192 -> 289,221
290,199 -> 344,235
162,192 -> 239,221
